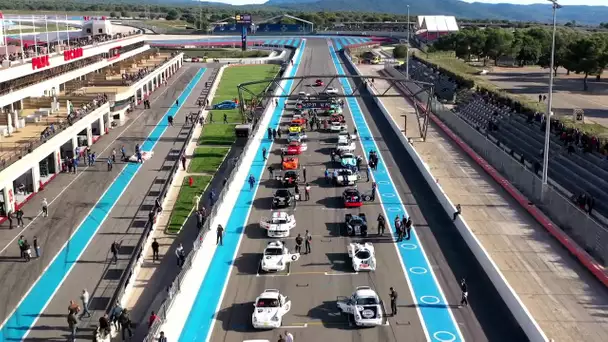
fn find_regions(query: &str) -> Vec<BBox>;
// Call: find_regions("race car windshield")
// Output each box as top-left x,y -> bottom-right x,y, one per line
356,297 -> 379,306
265,248 -> 283,256
276,190 -> 290,197
257,298 -> 280,308
355,250 -> 371,259
351,218 -> 363,225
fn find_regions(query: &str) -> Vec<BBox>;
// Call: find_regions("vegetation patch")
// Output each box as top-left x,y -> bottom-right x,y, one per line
198,124 -> 237,146
189,147 -> 231,174
167,175 -> 212,234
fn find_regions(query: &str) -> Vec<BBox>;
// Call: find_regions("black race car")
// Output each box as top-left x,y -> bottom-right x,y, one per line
344,213 -> 368,237
272,189 -> 294,209
278,170 -> 299,187
343,188 -> 364,208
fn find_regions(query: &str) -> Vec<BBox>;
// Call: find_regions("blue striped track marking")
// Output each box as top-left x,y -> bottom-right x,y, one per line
287,39 -> 294,46
0,68 -> 207,341
328,45 -> 464,342
263,40 -> 271,45
178,41 -> 307,342
347,37 -> 357,45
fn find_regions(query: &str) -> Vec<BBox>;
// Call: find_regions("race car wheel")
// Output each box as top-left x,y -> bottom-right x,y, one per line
291,254 -> 298,261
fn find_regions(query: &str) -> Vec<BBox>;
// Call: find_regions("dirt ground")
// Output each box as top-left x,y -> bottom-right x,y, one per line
480,66 -> 608,130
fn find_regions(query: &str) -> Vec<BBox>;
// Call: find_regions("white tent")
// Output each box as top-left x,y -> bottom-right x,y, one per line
416,15 -> 459,34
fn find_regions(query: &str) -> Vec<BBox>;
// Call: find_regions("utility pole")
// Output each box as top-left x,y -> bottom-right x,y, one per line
405,5 -> 410,80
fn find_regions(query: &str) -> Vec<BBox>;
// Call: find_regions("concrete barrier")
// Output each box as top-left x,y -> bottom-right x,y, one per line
343,53 -> 549,342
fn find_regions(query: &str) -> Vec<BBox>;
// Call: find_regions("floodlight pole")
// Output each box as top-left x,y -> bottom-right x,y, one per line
405,5 -> 410,80
541,0 -> 560,201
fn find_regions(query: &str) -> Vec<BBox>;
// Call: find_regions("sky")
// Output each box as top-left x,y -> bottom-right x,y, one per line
205,0 -> 607,5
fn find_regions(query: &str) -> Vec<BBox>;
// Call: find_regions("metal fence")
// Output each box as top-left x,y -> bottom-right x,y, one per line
142,61 -> 289,342
385,65 -> 608,265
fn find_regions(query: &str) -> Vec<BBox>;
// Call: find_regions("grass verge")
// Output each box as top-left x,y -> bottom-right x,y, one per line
189,147 -> 231,173
198,124 -> 237,145
211,64 -> 279,123
167,175 -> 212,233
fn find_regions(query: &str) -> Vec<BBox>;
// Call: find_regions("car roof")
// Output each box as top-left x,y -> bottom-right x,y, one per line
354,287 -> 378,298
345,188 -> 360,194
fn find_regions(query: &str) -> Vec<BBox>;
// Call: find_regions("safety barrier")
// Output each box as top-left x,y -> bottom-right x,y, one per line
142,45 -> 300,341
341,50 -> 549,342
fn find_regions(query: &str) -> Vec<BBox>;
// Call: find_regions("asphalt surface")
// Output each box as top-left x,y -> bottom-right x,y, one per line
208,38 -> 524,342
0,64 -> 212,341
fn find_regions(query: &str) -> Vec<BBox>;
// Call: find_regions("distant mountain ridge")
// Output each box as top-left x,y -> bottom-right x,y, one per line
263,0 -> 608,25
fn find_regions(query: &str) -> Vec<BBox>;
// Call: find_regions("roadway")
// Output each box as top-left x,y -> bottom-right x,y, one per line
0,64 -> 212,341
208,38 -> 523,342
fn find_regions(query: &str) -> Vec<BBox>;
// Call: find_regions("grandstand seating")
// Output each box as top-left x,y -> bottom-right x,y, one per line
397,58 -> 457,101
405,58 -> 608,218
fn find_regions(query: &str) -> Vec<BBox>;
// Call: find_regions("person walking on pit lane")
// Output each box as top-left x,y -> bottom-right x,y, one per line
223,113 -> 228,124
15,208 -> 24,227
389,287 -> 398,316
295,234 -> 303,253
119,308 -> 133,341
168,115 -> 174,126
459,278 -> 469,307
107,157 -> 113,171
111,241 -> 119,264
80,289 -> 91,319
42,198 -> 49,217
285,330 -> 294,342
302,166 -> 307,182
267,128 -> 273,140
158,331 -> 168,342
121,145 -> 126,161
268,166 -> 275,180
175,99 -> 179,107
176,243 -> 185,266
217,224 -> 224,246
304,230 -> 312,254
152,238 -> 160,262
33,236 -> 40,258
262,148 -> 267,161
248,174 -> 256,190
394,216 -> 403,242
6,210 -> 13,229
377,214 -> 386,236
305,183 -> 311,201
181,154 -> 187,170
67,311 -> 78,342
273,128 -> 277,140
404,216 -> 412,240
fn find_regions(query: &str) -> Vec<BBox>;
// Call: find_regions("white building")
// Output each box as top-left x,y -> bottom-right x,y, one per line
416,15 -> 459,41
0,32 -> 184,218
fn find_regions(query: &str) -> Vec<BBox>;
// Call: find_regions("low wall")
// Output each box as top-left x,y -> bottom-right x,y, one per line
342,52 -> 549,342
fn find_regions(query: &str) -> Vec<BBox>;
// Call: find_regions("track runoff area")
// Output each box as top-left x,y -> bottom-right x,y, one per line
189,38 -> 519,342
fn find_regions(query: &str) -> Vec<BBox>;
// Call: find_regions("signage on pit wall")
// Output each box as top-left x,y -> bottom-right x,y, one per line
31,55 -> 50,70
63,47 -> 83,61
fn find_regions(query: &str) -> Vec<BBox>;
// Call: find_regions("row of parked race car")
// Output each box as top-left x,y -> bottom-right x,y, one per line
250,87 -> 385,330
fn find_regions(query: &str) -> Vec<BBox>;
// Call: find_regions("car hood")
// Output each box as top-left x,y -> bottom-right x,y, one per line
253,307 -> 280,321
262,255 -> 285,264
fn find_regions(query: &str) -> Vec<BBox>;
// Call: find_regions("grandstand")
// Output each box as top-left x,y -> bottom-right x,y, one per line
0,20 -> 184,218
332,21 -> 412,32
394,57 -> 608,261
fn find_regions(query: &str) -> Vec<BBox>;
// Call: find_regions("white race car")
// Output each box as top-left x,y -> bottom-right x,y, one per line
339,131 -> 357,141
330,121 -> 348,132
347,242 -> 376,271
128,151 -> 153,163
340,153 -> 359,169
252,289 -> 292,329
259,212 -> 296,238
326,87 -> 339,95
260,240 -> 300,272
336,140 -> 356,154
287,132 -> 307,143
332,169 -> 359,186
337,286 -> 384,327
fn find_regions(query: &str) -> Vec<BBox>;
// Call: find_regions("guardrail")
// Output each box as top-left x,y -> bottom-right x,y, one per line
341,49 -> 549,342
142,49 -> 296,341
104,67 -> 221,328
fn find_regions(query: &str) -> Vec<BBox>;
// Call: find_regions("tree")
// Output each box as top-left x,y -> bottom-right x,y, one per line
565,37 -> 603,90
109,11 -> 117,19
515,34 -> 542,66
120,11 -> 129,18
166,9 -> 179,21
483,28 -> 514,66
196,19 -> 209,32
393,45 -> 408,59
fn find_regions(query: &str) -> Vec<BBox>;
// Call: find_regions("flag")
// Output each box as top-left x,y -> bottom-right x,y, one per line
45,15 -> 50,52
32,15 -> 38,56
18,15 -> 24,60
65,14 -> 70,48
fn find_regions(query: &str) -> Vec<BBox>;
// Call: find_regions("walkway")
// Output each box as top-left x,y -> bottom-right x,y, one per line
358,63 -> 608,342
